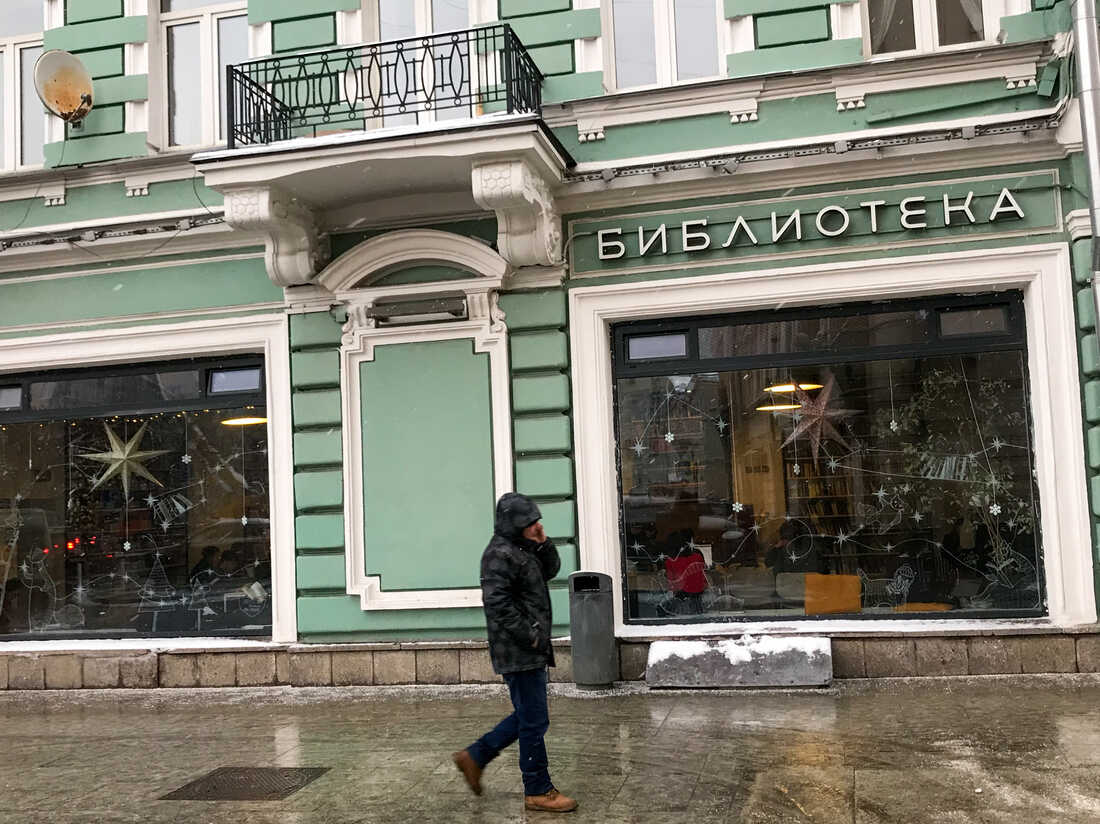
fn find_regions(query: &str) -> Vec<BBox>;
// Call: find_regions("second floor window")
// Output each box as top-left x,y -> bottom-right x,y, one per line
610,0 -> 721,91
162,0 -> 247,148
368,0 -> 476,124
867,0 -> 986,55
0,1 -> 43,168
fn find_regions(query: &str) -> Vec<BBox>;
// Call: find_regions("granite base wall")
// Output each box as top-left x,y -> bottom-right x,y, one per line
0,633 -> 1098,689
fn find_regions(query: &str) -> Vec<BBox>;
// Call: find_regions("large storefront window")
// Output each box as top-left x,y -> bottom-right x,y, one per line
614,294 -> 1043,622
0,358 -> 271,638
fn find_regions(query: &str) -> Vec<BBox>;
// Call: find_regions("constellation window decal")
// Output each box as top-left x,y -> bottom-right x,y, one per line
613,293 -> 1043,623
0,357 -> 271,639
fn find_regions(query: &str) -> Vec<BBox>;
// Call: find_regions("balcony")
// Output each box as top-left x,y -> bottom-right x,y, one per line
226,24 -> 544,149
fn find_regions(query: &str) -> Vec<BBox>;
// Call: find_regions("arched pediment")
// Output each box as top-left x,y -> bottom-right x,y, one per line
317,229 -> 510,294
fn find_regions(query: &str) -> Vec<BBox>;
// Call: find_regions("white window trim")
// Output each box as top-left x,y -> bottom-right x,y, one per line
861,0 -> 1019,60
0,313 -> 298,644
569,243 -> 1096,637
319,230 -> 514,611
605,0 -> 725,93
159,0 -> 248,151
0,34 -> 45,171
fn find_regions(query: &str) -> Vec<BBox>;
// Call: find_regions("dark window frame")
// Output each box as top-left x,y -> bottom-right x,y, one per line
0,355 -> 267,424
610,291 -> 1042,625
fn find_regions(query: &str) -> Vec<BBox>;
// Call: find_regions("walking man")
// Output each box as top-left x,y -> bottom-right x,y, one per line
453,492 -> 578,813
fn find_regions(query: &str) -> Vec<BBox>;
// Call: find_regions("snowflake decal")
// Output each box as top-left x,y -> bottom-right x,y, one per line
912,512 -> 924,523
122,541 -> 131,551
664,432 -> 675,444
631,440 -> 647,457
989,503 -> 1002,516
731,502 -> 744,513
181,455 -> 192,465
827,457 -> 840,473
716,418 -> 729,434
792,463 -> 802,476
241,515 -> 249,527
890,419 -> 899,432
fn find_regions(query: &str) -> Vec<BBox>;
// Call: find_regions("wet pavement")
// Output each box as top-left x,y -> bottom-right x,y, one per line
2,675 -> 1100,823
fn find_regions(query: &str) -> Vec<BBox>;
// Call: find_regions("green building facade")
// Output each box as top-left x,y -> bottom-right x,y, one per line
0,0 -> 1097,659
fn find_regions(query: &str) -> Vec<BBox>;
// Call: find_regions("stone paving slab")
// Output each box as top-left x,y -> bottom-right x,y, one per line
0,676 -> 1099,823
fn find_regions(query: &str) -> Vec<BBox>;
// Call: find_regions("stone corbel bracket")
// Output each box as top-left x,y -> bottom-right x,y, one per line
1004,68 -> 1036,90
42,182 -> 66,207
224,186 -> 330,287
729,97 -> 759,124
472,159 -> 562,268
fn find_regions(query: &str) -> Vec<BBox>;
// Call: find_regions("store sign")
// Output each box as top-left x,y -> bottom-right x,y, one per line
568,172 -> 1059,277
595,188 -> 1025,260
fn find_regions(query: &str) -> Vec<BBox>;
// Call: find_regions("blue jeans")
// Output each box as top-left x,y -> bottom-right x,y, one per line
466,667 -> 553,796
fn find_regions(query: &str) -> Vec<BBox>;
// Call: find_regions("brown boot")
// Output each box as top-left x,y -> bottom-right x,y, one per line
451,750 -> 483,796
524,789 -> 578,812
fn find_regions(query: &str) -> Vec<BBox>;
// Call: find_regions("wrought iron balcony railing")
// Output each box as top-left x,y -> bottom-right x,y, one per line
226,23 -> 543,149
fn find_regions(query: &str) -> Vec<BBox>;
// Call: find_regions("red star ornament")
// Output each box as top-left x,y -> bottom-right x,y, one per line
779,376 -> 858,466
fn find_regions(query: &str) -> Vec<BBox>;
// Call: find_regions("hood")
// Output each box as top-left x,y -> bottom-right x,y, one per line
494,492 -> 542,541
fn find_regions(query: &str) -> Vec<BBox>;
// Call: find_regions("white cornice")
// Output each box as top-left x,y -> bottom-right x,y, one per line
0,214 -> 259,275
1065,209 -> 1092,241
556,130 -> 1068,213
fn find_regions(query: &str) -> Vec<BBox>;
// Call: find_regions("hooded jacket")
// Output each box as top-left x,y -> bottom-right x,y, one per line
480,493 -> 560,675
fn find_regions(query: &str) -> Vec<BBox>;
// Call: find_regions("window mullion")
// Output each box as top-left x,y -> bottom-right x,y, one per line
200,13 -> 215,147
654,0 -> 674,85
3,47 -> 14,171
917,0 -> 937,50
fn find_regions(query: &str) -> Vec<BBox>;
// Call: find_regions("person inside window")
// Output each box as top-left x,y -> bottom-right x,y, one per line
663,529 -> 707,614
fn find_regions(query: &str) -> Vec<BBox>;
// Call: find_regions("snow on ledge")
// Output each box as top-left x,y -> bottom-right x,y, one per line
0,638 -> 282,653
648,635 -> 830,667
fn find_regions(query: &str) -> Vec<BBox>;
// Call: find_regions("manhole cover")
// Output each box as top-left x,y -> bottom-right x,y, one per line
161,767 -> 330,801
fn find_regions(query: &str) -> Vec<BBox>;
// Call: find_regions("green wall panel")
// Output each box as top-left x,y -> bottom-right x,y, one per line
361,339 -> 495,591
0,256 -> 277,330
543,71 -> 605,103
1089,427 -> 1100,470
291,350 -> 340,389
92,74 -> 149,106
728,0 -> 853,13
1000,4 -> 1071,43
555,543 -> 579,580
528,43 -> 574,76
296,514 -> 345,550
294,469 -> 344,511
75,46 -> 124,79
296,597 -> 488,636
538,500 -> 575,538
68,104 -> 123,138
514,414 -> 571,454
272,15 -> 337,53
45,132 -> 148,167
374,265 -> 470,286
513,374 -> 571,413
511,331 -> 569,370
755,9 -> 830,48
293,390 -> 343,427
296,553 -> 346,590
250,0 -> 358,24
515,456 -> 574,498
293,430 -> 343,467
44,15 -> 147,51
1079,289 -> 1097,331
501,0 -> 572,15
1082,334 -> 1100,376
499,290 -> 567,329
727,37 -> 862,77
507,8 -> 600,47
67,0 -> 124,24
291,312 -> 344,347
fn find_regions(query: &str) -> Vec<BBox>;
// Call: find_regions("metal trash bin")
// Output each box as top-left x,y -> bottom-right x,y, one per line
568,571 -> 617,689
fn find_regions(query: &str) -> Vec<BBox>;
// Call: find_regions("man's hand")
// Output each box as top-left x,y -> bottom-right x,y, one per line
523,520 -> 547,544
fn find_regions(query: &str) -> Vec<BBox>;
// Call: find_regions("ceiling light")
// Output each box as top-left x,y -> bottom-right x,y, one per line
763,383 -> 825,393
221,417 -> 268,427
755,404 -> 801,412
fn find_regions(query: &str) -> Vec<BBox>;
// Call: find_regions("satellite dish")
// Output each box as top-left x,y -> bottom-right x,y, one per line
34,50 -> 93,124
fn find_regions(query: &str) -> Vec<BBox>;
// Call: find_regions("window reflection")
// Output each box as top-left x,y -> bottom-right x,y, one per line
168,22 -> 201,146
868,0 -> 916,54
0,1 -> 42,38
936,0 -> 983,45
613,0 -> 658,88
616,302 -> 1043,622
0,363 -> 271,639
19,46 -> 42,166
